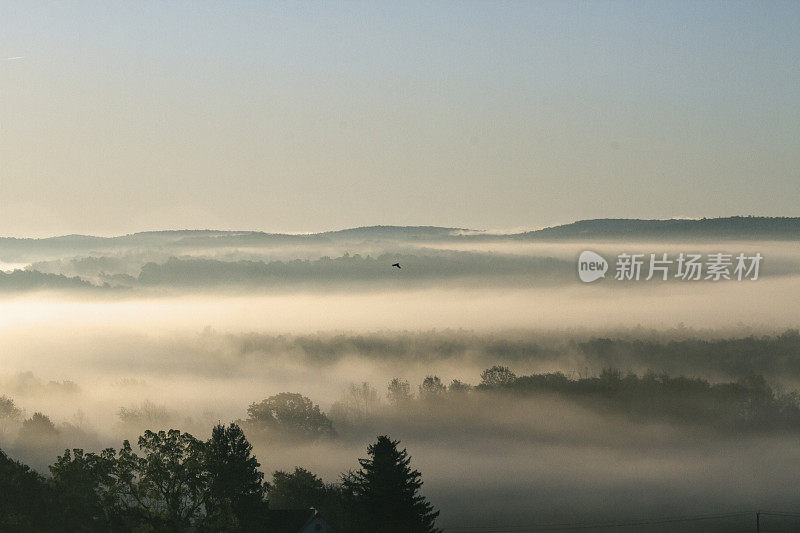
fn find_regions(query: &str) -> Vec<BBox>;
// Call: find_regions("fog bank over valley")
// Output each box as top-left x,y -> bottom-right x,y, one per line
1,219 -> 799,530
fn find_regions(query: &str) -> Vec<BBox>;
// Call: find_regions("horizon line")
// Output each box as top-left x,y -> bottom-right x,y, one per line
1,215 -> 797,241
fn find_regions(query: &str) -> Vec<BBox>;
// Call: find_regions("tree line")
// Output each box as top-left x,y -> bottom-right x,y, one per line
0,423 -> 439,532
231,329 -> 800,383
5,364 -> 800,460
330,366 -> 800,433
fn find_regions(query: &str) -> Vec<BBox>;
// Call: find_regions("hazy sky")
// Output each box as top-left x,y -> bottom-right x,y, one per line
1,1 -> 798,237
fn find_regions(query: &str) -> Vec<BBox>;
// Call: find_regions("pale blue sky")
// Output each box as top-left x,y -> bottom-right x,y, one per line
1,1 -> 798,236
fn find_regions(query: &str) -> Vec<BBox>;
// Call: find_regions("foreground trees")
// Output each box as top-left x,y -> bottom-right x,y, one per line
268,467 -> 327,510
49,448 -> 118,530
1,427 -> 440,533
204,423 -> 268,530
44,423 -> 270,531
0,448 -> 56,531
129,429 -> 208,528
343,436 -> 440,533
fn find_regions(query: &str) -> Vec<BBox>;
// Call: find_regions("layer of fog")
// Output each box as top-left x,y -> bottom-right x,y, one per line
3,339 -> 800,531
1,235 -> 798,528
2,277 -> 799,332
2,238 -> 795,291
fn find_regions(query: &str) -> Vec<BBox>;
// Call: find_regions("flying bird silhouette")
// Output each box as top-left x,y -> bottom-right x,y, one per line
392,263 -> 401,269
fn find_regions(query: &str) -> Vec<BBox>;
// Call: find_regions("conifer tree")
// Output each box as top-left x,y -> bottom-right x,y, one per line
204,423 -> 269,530
343,435 -> 440,533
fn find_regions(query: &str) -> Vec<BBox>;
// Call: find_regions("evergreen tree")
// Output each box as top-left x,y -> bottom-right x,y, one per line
343,435 -> 440,533
203,423 -> 268,531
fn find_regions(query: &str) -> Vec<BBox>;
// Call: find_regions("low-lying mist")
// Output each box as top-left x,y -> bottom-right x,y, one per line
1,232 -> 799,529
2,319 -> 800,529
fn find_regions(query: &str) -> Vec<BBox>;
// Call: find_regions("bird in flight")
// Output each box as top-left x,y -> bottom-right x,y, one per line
392,263 -> 401,269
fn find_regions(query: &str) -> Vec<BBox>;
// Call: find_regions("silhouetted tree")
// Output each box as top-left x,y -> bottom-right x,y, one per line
342,435 -> 440,533
117,401 -> 174,431
268,468 -> 350,530
244,393 -> 334,440
418,376 -> 445,401
18,412 -> 58,441
330,383 -> 380,426
17,412 -> 61,459
17,424 -> 271,531
203,423 -> 268,531
479,365 -> 517,388
0,447 -> 56,531
348,382 -> 380,419
448,379 -> 472,393
0,395 -> 22,440
132,429 -> 207,529
50,448 -> 120,531
387,378 -> 413,406
269,467 -> 326,510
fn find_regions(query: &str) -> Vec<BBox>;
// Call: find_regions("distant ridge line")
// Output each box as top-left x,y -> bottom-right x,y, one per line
1,216 -> 798,242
